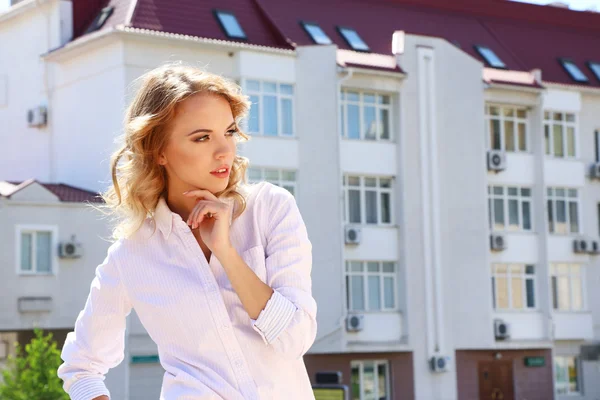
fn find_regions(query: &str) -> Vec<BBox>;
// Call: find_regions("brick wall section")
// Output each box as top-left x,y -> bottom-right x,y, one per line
456,348 -> 554,400
304,352 -> 414,399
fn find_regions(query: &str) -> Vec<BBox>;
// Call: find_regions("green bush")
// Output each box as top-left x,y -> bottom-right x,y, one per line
0,327 -> 69,400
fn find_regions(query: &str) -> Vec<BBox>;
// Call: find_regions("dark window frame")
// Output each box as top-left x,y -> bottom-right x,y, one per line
84,6 -> 114,35
299,21 -> 332,45
474,45 -> 507,69
558,58 -> 589,83
213,9 -> 247,40
586,61 -> 600,81
336,25 -> 370,52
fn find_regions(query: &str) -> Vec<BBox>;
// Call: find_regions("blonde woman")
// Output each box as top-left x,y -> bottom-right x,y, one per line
57,64 -> 318,400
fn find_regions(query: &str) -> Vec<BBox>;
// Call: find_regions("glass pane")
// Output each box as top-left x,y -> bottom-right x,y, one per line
508,199 -> 519,230
508,187 -> 518,196
263,95 -> 278,136
491,277 -> 496,308
379,109 -> 390,140
384,277 -> 394,308
279,84 -> 293,95
547,199 -> 554,233
281,98 -> 293,135
493,186 -> 503,195
518,123 -> 527,151
489,106 -> 499,116
569,202 -> 579,233
503,108 -> 514,117
346,275 -> 351,309
348,104 -> 360,139
567,127 -> 575,157
521,188 -> 531,197
556,200 -> 567,234
496,277 -> 508,309
363,364 -> 375,398
566,113 -> 575,122
378,364 -> 388,399
347,91 -> 359,102
349,190 -> 361,223
553,124 -> 564,157
367,262 -> 379,272
246,80 -> 260,91
379,178 -> 391,188
248,167 -> 262,181
517,109 -> 526,118
544,111 -> 550,120
378,95 -> 390,104
526,279 -> 535,308
36,232 -> 52,273
341,104 -> 345,137
525,265 -> 534,275
351,276 -> 365,310
351,365 -> 360,400
283,186 -> 294,196
552,276 -> 558,309
558,275 -> 570,310
20,233 -> 32,271
568,189 -> 577,198
364,106 -> 377,140
554,112 -> 563,121
217,13 -> 245,38
567,358 -> 579,393
381,192 -> 391,223
340,28 -> 369,51
493,198 -> 505,230
544,124 -> 550,155
350,261 -> 363,272
264,169 -> 279,180
490,119 -> 501,150
382,262 -> 394,273
366,190 -> 377,224
511,276 -> 523,309
504,120 -> 515,151
364,177 -> 376,187
522,201 -> 532,230
304,23 -> 331,45
249,95 -> 260,132
571,275 -> 583,310
364,93 -> 376,103
281,170 -> 296,181
368,276 -> 381,310
348,176 -> 360,186
263,82 -> 277,93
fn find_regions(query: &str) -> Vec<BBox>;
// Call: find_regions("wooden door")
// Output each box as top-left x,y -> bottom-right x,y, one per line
478,361 -> 515,400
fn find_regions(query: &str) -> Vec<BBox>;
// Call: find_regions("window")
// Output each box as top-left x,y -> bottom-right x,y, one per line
587,61 -> 600,81
551,264 -> 585,311
247,167 -> 296,196
351,360 -> 390,400
491,264 -> 535,310
300,21 -> 332,45
343,175 -> 393,225
340,90 -> 392,141
474,45 -> 506,69
346,261 -> 397,311
84,6 -> 114,35
337,27 -> 369,52
16,225 -> 57,274
214,10 -> 247,40
559,59 -> 589,83
544,111 -> 577,158
244,80 -> 294,137
547,188 -> 579,234
488,186 -> 532,232
485,105 -> 528,152
554,356 -> 580,395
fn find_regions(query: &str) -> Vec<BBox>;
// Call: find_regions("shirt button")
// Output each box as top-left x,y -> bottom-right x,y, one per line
223,324 -> 229,330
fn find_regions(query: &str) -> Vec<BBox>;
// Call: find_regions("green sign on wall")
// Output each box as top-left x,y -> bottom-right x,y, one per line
524,356 -> 545,367
131,355 -> 159,364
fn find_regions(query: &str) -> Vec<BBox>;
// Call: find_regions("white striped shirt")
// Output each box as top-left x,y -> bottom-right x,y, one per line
57,181 -> 318,399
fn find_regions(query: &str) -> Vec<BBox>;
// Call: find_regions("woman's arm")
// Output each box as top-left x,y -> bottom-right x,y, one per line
57,241 -> 133,400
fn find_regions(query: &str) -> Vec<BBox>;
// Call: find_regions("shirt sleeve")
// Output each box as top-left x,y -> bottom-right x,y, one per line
249,188 -> 318,360
57,241 -> 133,400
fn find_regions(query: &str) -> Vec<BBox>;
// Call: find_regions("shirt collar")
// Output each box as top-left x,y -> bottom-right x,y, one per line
153,195 -> 235,240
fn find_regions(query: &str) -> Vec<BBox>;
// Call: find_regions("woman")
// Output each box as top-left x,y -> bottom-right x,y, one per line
57,64 -> 318,400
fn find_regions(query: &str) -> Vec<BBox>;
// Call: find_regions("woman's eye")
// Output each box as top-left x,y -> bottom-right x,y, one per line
194,135 -> 209,142
227,129 -> 238,137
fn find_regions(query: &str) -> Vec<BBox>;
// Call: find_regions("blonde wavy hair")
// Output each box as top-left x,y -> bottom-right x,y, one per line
97,63 -> 252,240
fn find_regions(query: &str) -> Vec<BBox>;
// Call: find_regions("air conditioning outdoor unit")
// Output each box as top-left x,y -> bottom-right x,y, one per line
59,240 -> 83,259
346,314 -> 364,332
345,226 -> 361,245
494,319 -> 510,340
573,238 -> 588,254
487,150 -> 506,172
588,239 -> 600,255
590,163 -> 600,180
27,106 -> 47,127
490,233 -> 506,251
429,355 -> 451,373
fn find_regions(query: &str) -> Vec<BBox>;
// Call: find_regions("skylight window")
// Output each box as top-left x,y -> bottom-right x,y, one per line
84,6 -> 114,34
586,61 -> 600,81
337,26 -> 369,52
301,22 -> 332,45
559,58 -> 589,83
214,10 -> 247,40
474,45 -> 506,69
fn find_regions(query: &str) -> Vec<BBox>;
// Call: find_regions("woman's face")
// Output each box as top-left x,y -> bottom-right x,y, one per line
159,92 -> 238,195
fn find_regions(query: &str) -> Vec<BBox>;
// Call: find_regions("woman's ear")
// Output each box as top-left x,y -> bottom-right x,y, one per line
158,154 -> 167,166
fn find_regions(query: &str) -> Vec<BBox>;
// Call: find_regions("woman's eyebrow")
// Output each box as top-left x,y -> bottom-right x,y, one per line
186,121 -> 236,136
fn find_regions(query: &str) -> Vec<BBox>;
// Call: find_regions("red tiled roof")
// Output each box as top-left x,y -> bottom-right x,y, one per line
72,0 -> 600,88
1,180 -> 103,203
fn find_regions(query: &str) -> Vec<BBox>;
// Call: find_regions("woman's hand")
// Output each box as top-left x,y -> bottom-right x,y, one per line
92,396 -> 109,400
183,189 -> 233,255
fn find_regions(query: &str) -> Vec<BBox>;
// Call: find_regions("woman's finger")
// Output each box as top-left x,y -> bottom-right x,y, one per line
183,189 -> 219,202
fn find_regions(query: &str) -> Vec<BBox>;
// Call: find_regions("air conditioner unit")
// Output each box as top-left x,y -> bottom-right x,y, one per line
429,355 -> 451,373
573,238 -> 588,254
345,226 -> 361,245
346,314 -> 364,332
490,233 -> 506,251
27,106 -> 47,127
494,319 -> 510,340
588,239 -> 600,255
59,240 -> 83,259
487,150 -> 506,172
590,163 -> 600,180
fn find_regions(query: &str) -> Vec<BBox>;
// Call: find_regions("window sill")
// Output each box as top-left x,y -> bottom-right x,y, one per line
347,310 -> 401,314
18,272 -> 55,276
341,137 -> 396,143
493,309 -> 541,313
246,133 -> 297,140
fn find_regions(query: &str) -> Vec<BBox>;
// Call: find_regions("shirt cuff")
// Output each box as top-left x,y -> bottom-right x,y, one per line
68,377 -> 110,400
250,289 -> 298,345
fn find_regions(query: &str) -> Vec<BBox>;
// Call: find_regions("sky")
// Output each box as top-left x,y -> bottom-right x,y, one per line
0,0 -> 598,13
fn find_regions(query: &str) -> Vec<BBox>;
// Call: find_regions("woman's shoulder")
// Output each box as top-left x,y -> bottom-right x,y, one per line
243,181 -> 294,211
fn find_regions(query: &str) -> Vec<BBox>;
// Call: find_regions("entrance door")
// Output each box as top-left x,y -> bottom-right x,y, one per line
478,361 -> 515,400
